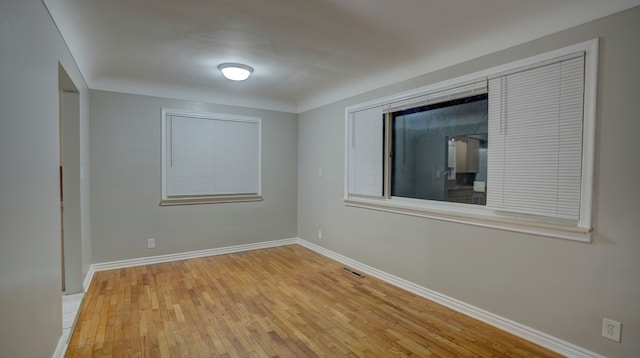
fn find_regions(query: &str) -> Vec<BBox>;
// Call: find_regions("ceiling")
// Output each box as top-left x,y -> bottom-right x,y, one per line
44,0 -> 640,113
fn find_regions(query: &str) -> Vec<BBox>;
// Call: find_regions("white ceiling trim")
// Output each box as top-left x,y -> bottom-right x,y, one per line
92,77 -> 298,113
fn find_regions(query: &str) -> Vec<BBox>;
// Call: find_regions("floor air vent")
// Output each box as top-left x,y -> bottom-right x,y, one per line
341,267 -> 365,278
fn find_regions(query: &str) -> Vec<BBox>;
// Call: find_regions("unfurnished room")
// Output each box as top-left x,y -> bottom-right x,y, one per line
1,1 -> 640,357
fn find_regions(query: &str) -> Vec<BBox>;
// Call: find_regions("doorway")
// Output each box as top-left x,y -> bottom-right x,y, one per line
58,64 -> 82,293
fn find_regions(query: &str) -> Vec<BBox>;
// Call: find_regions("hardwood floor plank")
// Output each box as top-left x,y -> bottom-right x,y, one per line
66,245 -> 562,357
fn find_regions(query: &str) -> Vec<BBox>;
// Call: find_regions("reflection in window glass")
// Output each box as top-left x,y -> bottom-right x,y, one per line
391,95 -> 488,205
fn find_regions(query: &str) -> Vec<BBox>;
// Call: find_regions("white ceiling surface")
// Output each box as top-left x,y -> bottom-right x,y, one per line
45,0 -> 640,113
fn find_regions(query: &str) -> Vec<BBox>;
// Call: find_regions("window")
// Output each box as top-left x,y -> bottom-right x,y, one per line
161,109 -> 262,205
345,39 -> 598,241
391,94 -> 488,205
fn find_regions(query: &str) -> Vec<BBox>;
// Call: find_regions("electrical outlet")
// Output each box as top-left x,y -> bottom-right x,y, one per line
602,318 -> 621,342
318,230 -> 323,239
147,238 -> 156,249
318,168 -> 323,177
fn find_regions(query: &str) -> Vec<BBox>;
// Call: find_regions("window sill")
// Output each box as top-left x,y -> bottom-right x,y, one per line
344,197 -> 591,242
160,195 -> 263,206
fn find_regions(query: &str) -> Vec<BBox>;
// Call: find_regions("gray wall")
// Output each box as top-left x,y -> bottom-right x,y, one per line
0,0 -> 91,356
298,6 -> 640,357
90,90 -> 298,263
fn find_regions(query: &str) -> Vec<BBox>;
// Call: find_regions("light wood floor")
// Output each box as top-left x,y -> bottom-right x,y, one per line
66,245 -> 561,357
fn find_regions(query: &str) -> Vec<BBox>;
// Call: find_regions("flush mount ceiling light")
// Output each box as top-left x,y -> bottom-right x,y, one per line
218,63 -> 254,81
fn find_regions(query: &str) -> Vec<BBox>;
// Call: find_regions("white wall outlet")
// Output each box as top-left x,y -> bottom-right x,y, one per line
602,318 -> 622,342
318,230 -> 323,239
318,168 -> 323,177
147,238 -> 156,249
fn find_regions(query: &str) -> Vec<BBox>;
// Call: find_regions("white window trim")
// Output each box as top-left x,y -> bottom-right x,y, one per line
344,38 -> 598,242
161,108 -> 263,206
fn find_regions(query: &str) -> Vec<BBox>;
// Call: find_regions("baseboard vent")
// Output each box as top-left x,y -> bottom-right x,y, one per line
341,267 -> 365,278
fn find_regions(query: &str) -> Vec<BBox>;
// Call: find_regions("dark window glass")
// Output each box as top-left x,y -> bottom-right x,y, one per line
391,94 -> 488,205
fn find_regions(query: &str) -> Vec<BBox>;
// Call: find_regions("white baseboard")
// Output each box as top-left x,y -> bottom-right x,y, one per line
51,330 -> 69,358
77,236 -> 603,358
296,239 -> 605,358
83,238 -> 297,291
82,266 -> 94,292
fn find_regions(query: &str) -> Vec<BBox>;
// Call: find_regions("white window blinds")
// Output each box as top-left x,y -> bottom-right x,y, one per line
487,54 -> 585,220
347,106 -> 383,197
165,114 -> 260,197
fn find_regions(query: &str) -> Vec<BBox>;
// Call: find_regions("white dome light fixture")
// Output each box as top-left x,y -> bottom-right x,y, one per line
218,63 -> 254,81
